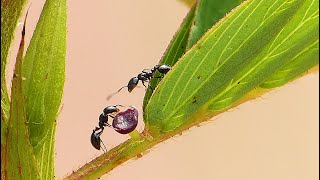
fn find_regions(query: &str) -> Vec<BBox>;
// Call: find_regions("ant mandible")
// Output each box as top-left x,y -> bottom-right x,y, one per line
118,64 -> 171,92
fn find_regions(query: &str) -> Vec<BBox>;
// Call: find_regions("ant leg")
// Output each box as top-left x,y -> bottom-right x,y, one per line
114,104 -> 124,107
100,115 -> 114,128
94,126 -> 101,131
147,82 -> 154,91
106,114 -> 122,131
142,81 -> 147,88
153,76 -> 164,79
149,85 -> 154,91
100,140 -> 107,153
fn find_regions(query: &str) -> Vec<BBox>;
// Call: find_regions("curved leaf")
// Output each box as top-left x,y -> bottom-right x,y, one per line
187,0 -> 244,49
3,12 -> 40,179
22,0 -> 66,178
145,0 -> 318,134
144,0 -> 245,111
178,0 -> 196,7
143,5 -> 195,112
260,34 -> 319,88
1,0 -> 27,149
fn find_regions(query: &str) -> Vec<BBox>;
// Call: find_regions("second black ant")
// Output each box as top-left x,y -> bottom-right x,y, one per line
119,64 -> 171,92
107,64 -> 171,100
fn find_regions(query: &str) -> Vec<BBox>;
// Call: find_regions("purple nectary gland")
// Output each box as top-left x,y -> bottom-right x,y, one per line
112,107 -> 138,134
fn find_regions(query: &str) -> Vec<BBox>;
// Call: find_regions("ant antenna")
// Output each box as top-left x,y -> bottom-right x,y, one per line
142,69 -> 151,73
117,86 -> 127,93
115,104 -> 124,107
106,86 -> 127,101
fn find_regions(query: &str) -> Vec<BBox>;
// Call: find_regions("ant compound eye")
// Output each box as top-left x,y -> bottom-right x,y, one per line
90,131 -> 101,150
112,107 -> 138,134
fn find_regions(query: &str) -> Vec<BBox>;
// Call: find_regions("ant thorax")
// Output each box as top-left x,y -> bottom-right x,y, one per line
138,71 -> 152,81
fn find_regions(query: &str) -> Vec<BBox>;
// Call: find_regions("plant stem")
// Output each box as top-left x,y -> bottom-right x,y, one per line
65,133 -> 155,179
128,129 -> 141,140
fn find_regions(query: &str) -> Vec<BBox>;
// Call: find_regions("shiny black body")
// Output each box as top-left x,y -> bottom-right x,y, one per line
90,106 -> 139,151
90,105 -> 121,150
90,129 -> 102,150
123,64 -> 171,92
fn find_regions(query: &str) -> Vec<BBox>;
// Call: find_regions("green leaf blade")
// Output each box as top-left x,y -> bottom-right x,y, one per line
207,0 -> 319,111
143,5 -> 195,112
186,0 -> 244,49
144,0 -> 247,112
178,0 -> 196,7
4,14 -> 40,179
22,0 -> 66,178
1,0 -> 27,150
145,0 -> 318,135
260,39 -> 318,88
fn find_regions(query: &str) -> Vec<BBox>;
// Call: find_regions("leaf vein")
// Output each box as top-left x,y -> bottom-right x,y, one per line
161,0 -> 255,111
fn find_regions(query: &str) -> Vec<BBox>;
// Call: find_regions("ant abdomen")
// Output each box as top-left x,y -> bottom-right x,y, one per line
127,77 -> 139,92
90,130 -> 103,150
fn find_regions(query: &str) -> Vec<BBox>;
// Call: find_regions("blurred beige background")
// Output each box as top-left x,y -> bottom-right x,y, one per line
8,0 -> 319,179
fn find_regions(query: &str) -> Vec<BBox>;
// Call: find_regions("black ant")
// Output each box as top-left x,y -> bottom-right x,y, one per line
90,105 -> 122,151
123,64 -> 171,92
107,64 -> 171,100
90,105 -> 139,151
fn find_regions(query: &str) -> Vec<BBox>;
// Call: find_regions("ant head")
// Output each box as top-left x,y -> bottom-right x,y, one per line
90,130 -> 101,150
157,65 -> 171,74
127,77 -> 139,92
103,105 -> 120,114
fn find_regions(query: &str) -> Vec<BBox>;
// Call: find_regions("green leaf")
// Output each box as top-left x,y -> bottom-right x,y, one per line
145,0 -> 318,135
187,0 -> 244,49
1,0 -> 27,148
260,36 -> 319,88
3,12 -> 40,179
143,5 -> 195,111
22,0 -> 66,178
144,0 -> 246,110
178,0 -> 196,7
